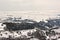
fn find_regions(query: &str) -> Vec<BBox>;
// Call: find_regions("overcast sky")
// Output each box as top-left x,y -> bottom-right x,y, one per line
0,0 -> 60,11
0,0 -> 60,21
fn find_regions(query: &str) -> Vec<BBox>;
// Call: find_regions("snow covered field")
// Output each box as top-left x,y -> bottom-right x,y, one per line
0,11 -> 60,40
0,11 -> 59,22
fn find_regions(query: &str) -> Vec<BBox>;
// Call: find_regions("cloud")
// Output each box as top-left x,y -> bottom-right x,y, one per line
0,0 -> 33,11
0,0 -> 60,11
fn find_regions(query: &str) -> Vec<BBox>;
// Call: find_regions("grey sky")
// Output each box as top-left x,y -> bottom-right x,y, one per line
0,0 -> 60,11
0,0 -> 60,21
